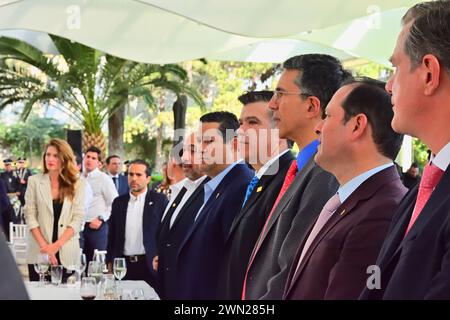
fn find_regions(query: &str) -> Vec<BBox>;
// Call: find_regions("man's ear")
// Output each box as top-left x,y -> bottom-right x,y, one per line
349,114 -> 368,140
422,54 -> 441,96
306,96 -> 322,119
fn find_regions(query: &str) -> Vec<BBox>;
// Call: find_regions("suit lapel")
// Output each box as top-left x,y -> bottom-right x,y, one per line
39,174 -> 53,214
258,157 -> 316,245
177,165 -> 243,256
286,166 -> 400,295
170,179 -> 206,230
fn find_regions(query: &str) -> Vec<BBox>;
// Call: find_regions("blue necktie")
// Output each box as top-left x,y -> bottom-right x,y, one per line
242,176 -> 260,207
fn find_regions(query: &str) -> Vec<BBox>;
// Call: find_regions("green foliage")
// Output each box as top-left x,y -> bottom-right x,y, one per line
0,116 -> 65,159
413,138 -> 429,169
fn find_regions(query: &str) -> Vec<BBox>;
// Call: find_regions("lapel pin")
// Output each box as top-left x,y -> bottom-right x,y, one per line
256,186 -> 263,193
215,193 -> 220,199
339,209 -> 346,216
149,201 -> 154,206
172,203 -> 177,207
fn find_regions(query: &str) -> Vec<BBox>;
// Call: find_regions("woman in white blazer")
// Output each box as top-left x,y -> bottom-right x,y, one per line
25,138 -> 85,281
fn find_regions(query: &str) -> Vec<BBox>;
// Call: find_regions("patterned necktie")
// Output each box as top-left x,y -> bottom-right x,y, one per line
404,163 -> 444,236
293,193 -> 341,279
242,176 -> 260,208
242,160 -> 298,300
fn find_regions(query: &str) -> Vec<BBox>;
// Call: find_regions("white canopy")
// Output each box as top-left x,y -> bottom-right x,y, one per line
0,0 -> 423,65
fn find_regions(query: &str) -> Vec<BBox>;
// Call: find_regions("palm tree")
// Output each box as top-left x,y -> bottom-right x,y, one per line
0,35 -> 204,157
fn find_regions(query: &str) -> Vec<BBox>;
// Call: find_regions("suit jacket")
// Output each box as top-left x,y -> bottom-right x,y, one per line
0,232 -> 28,299
107,189 -> 168,274
360,165 -> 450,300
156,177 -> 209,299
175,163 -> 253,299
218,151 -> 294,299
284,166 -> 407,299
24,174 -> 85,268
0,179 -> 14,239
244,155 -> 339,300
109,174 -> 129,197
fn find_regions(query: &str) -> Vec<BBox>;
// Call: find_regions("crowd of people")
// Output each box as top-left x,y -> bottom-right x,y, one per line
0,0 -> 449,300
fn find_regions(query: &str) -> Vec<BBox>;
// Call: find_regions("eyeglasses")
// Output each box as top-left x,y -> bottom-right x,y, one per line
272,89 -> 312,100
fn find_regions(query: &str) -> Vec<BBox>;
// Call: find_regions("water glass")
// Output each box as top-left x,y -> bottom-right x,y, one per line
80,277 -> 97,300
51,265 -> 63,286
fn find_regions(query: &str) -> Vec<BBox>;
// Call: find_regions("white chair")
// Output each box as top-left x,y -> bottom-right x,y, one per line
9,222 -> 28,264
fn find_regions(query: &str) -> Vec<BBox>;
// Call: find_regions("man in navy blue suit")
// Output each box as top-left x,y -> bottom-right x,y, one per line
360,1 -> 450,299
105,155 -> 129,196
175,111 -> 253,299
107,159 -> 168,289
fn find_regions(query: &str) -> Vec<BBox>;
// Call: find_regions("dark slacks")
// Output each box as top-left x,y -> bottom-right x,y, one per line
83,221 -> 108,263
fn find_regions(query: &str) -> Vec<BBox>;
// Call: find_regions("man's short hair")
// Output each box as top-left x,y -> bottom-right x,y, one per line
105,155 -> 120,165
283,54 -> 353,118
238,91 -> 273,105
402,1 -> 450,75
85,146 -> 102,161
199,111 -> 240,143
129,159 -> 152,177
341,77 -> 404,160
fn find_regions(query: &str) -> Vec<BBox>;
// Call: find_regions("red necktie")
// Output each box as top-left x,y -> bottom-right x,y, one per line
404,163 -> 444,236
241,160 -> 298,300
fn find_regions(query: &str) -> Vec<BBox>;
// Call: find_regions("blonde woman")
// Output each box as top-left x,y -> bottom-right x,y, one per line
25,139 -> 85,281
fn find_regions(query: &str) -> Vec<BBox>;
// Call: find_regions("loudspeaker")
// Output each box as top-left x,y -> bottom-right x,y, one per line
66,129 -> 82,158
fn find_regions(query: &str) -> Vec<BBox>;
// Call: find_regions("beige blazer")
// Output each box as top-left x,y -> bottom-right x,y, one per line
24,173 -> 85,268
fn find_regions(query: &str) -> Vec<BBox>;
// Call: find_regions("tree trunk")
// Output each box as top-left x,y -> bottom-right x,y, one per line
172,95 -> 187,146
108,100 -> 126,159
154,94 -> 166,173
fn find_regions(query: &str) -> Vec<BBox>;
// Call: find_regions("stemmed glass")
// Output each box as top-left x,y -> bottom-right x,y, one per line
33,253 -> 50,287
87,261 -> 103,285
113,258 -> 127,287
75,253 -> 87,282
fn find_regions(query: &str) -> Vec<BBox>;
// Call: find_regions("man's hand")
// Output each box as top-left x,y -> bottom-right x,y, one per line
89,218 -> 103,230
152,256 -> 158,271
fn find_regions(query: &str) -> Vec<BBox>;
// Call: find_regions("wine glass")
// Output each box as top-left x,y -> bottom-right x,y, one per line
113,258 -> 127,287
75,253 -> 87,282
131,288 -> 145,300
80,277 -> 97,300
33,253 -> 50,287
87,261 -> 103,285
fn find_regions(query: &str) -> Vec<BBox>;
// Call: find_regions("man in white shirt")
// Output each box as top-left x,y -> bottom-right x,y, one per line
219,90 -> 294,299
105,155 -> 129,196
107,160 -> 167,288
156,132 -> 208,299
82,146 -> 118,263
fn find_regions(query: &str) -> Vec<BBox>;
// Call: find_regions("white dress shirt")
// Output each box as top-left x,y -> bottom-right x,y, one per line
82,168 -> 118,222
123,189 -> 147,256
432,142 -> 450,171
170,176 -> 208,228
255,149 -> 290,179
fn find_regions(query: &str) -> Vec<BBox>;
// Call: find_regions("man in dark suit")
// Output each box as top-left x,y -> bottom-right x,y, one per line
107,159 -> 168,289
218,90 -> 294,299
155,131 -> 208,299
175,111 -> 253,299
360,1 -> 450,300
284,78 -> 407,299
0,232 -> 28,299
242,54 -> 350,300
0,179 -> 14,240
105,155 -> 129,196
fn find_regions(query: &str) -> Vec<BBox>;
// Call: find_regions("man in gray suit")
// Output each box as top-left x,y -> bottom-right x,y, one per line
242,54 -> 351,300
0,232 -> 28,299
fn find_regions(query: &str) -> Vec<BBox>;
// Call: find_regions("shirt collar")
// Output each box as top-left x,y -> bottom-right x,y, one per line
108,172 -> 119,178
170,179 -> 188,193
205,159 -> 244,193
431,142 -> 450,171
129,188 -> 148,202
338,163 -> 393,203
184,175 -> 208,190
296,140 -> 320,172
86,168 -> 100,178
256,149 -> 290,179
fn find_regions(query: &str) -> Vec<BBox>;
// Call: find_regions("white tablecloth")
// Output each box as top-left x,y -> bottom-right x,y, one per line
25,280 -> 159,300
